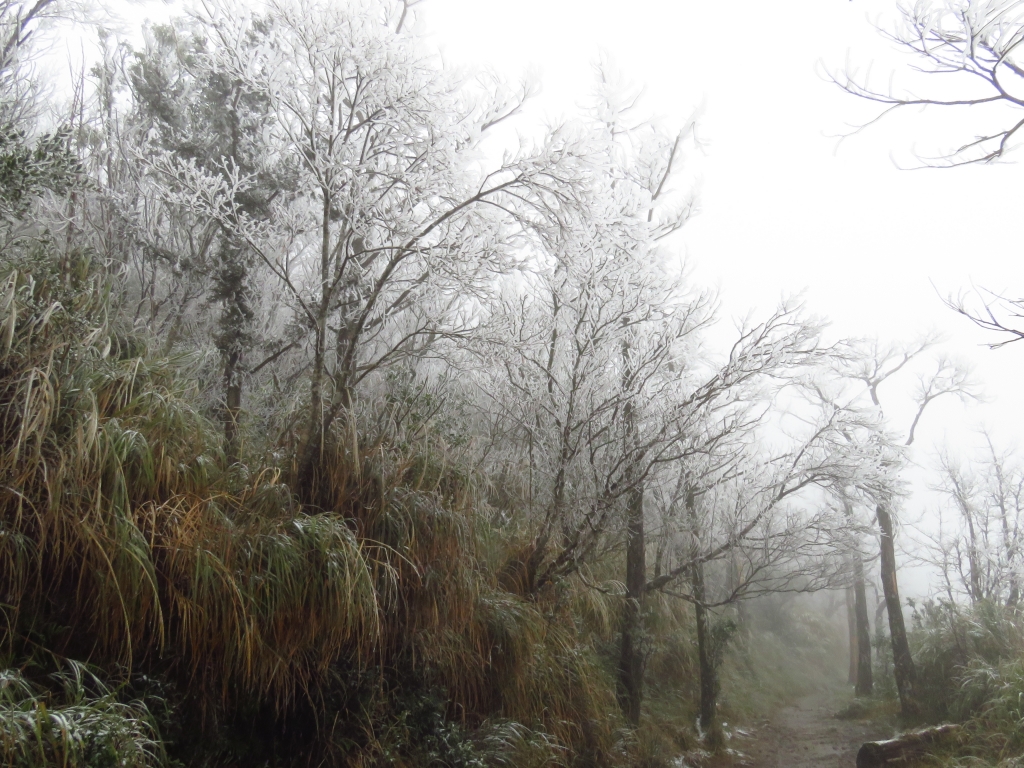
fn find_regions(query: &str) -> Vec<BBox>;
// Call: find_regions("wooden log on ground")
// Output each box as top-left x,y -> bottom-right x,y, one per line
856,724 -> 961,767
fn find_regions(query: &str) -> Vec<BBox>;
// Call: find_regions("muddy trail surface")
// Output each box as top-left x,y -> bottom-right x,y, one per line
715,689 -> 893,768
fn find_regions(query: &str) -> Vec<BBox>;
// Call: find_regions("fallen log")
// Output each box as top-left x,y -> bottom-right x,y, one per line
856,724 -> 961,767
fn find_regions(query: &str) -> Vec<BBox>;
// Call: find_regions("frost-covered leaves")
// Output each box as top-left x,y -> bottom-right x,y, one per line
0,126 -> 79,226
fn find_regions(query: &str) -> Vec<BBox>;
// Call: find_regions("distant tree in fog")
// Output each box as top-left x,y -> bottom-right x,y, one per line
922,435 -> 1024,606
831,336 -> 979,718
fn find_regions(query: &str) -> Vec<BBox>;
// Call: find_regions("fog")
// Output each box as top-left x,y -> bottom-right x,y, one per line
420,0 -> 1024,598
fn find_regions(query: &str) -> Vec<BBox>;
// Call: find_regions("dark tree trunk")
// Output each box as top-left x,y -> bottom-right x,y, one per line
223,350 -> 241,465
297,341 -> 325,500
964,510 -> 982,603
876,503 -> 919,719
692,562 -> 722,748
686,487 -> 722,748
853,555 -> 873,697
617,482 -> 645,728
212,238 -> 252,468
856,725 -> 961,768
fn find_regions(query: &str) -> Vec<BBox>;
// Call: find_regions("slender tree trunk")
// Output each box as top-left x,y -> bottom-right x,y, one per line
846,587 -> 857,685
958,498 -> 982,603
686,488 -> 722,748
876,503 -> 919,718
298,192 -> 334,499
995,462 -> 1019,608
223,350 -> 241,465
853,554 -> 873,697
618,480 -> 645,728
297,321 -> 327,499
1004,531 -> 1019,608
692,561 -> 722,748
617,330 -> 647,728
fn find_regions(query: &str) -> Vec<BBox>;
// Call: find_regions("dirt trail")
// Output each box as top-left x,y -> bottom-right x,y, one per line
717,689 -> 893,767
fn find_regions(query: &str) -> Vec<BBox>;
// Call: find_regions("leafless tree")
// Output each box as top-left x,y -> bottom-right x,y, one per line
918,434 -> 1024,606
945,288 -> 1024,348
641,373 -> 903,742
833,336 -> 980,718
470,66 -> 705,725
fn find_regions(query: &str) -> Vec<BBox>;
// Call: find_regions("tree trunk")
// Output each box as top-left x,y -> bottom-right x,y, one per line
223,350 -> 241,465
846,587 -> 857,685
686,487 -> 722,748
964,510 -> 982,603
297,190 -> 334,501
876,503 -> 918,719
617,481 -> 645,728
853,554 -> 873,697
856,725 -> 960,768
692,562 -> 722,748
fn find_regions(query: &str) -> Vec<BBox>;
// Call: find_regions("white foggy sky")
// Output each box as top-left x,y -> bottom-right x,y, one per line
422,0 -> 1024,459
421,0 -> 1024,592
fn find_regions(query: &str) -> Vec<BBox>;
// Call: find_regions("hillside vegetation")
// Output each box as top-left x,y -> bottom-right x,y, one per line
4,1 -> 1011,766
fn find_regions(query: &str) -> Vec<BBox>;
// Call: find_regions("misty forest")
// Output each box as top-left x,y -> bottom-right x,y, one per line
2,0 -> 1024,765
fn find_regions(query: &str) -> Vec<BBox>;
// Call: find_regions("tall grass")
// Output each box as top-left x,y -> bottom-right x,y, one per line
894,601 -> 1024,766
0,247 -> 633,765
0,253 -> 383,712
910,600 -> 1024,723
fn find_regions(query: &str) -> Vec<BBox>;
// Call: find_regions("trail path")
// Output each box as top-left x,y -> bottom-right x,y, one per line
716,689 -> 893,767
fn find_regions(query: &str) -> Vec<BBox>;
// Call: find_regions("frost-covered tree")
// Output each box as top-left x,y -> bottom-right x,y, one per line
478,105 -> 704,598
924,435 -> 1024,606
470,70 -> 703,724
157,0 -> 599,495
832,337 -> 979,718
478,67 -> 893,730
124,18 -> 290,461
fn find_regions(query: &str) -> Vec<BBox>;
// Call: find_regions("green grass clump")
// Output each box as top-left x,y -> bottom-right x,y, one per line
911,600 -> 1024,723
940,657 -> 1024,763
0,662 -> 163,768
885,601 -> 1024,766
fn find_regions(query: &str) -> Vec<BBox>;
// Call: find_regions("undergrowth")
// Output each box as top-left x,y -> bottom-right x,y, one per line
898,600 -> 1024,766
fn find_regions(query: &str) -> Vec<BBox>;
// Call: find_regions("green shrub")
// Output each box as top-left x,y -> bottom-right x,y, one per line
0,662 -> 164,768
910,600 -> 1024,721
